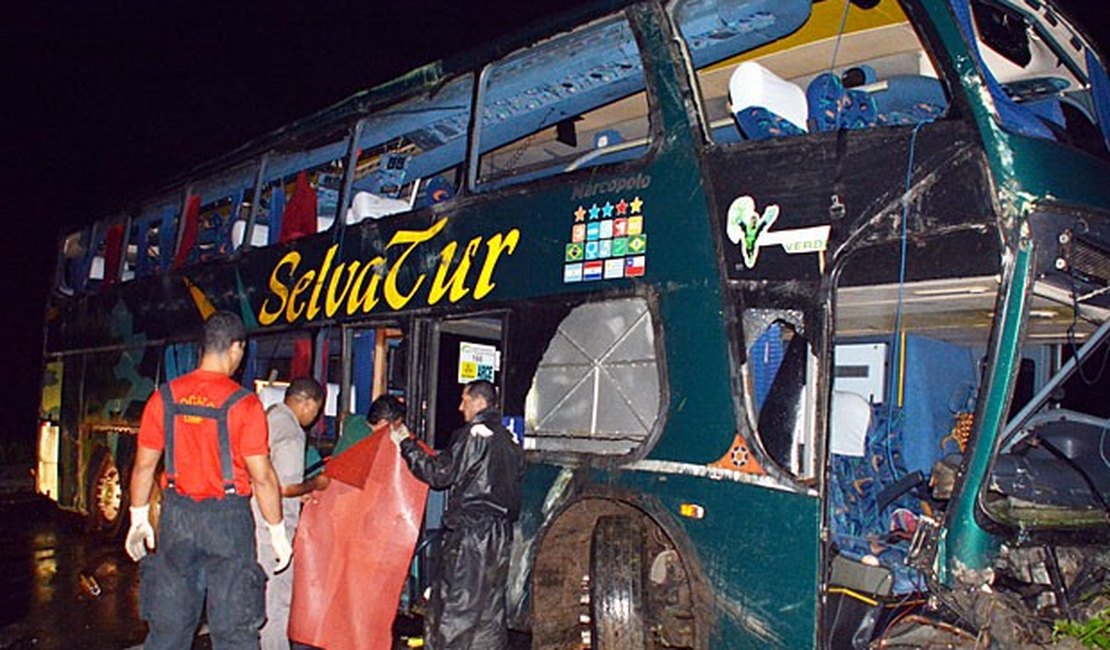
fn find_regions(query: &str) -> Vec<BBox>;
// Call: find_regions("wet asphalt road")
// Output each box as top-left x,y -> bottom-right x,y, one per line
0,488 -> 148,650
0,483 -> 529,650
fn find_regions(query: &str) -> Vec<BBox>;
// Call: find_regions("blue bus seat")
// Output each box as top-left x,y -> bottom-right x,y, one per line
872,75 -> 948,126
827,334 -> 978,594
806,73 -> 879,132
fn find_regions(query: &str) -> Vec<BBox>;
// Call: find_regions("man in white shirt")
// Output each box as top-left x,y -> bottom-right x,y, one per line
253,378 -> 330,650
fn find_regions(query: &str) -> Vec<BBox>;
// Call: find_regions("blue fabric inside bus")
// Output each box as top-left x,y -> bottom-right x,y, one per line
828,334 -> 977,594
948,0 -> 1056,140
674,0 -> 812,70
1085,48 -> 1110,154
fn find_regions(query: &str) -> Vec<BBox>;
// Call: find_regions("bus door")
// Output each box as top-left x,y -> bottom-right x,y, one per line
409,313 -> 507,603
338,322 -> 407,452
248,327 -> 342,459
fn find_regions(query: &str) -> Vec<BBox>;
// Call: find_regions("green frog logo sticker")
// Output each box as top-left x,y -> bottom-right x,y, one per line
725,195 -> 831,272
726,196 -> 779,268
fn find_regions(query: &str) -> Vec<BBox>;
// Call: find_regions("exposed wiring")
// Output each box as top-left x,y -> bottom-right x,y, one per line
1099,418 -> 1110,470
1066,268 -> 1110,385
883,119 -> 933,480
827,0 -> 854,131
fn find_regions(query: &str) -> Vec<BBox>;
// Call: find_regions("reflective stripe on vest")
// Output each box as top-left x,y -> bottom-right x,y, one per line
159,383 -> 252,496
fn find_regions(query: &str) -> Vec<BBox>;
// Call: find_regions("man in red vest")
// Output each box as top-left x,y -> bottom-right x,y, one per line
125,311 -> 290,650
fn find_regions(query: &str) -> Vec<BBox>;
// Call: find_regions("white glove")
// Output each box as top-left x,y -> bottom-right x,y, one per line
389,423 -> 411,445
267,520 -> 293,573
125,504 -> 156,562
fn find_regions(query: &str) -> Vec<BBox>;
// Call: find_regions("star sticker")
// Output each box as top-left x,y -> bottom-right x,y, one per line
630,196 -> 643,214
602,201 -> 614,218
574,206 -> 587,222
615,199 -> 628,215
588,204 -> 600,220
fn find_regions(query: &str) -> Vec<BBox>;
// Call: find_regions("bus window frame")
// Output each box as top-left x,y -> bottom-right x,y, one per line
465,6 -> 664,195
338,317 -> 410,433
671,0 -> 960,151
520,288 -> 672,466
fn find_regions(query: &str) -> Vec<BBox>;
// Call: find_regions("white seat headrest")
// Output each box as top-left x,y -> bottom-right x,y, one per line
728,61 -> 809,132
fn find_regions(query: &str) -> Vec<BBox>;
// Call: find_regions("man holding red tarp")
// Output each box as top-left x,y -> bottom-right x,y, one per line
396,380 -> 525,650
288,395 -> 423,650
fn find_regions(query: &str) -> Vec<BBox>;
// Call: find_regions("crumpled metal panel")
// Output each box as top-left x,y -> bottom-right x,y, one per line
528,298 -> 660,452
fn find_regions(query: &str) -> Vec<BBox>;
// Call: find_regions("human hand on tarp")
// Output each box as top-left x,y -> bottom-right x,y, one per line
124,504 -> 155,562
389,423 -> 411,445
268,520 -> 293,573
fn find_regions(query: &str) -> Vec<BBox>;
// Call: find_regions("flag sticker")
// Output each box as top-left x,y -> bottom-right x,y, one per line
564,196 -> 647,283
625,255 -> 646,277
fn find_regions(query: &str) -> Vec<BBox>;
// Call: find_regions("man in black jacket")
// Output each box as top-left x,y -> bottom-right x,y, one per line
394,380 -> 524,650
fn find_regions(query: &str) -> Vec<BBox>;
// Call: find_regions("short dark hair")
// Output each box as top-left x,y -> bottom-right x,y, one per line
285,377 -> 325,404
367,394 -> 405,425
464,380 -> 498,408
203,311 -> 246,353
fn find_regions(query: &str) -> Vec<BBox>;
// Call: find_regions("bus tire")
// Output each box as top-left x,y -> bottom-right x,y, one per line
590,514 -> 647,649
88,452 -> 125,538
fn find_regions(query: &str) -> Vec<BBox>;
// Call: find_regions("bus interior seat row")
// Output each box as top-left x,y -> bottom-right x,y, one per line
823,272 -> 1110,606
826,334 -> 979,595
725,59 -> 948,142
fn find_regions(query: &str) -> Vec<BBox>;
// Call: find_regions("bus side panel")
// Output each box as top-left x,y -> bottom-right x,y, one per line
625,472 -> 820,649
58,354 -> 84,511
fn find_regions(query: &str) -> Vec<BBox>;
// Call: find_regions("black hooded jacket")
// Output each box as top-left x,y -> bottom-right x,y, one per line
400,409 -> 524,529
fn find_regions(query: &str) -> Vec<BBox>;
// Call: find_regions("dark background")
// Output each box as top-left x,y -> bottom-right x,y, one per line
3,0 -> 1109,459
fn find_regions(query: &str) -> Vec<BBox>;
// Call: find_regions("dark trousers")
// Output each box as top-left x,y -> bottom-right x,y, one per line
140,490 -> 266,650
427,517 -> 512,650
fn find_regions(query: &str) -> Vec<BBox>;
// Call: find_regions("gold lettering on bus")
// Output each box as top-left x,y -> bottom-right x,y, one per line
305,244 -> 337,321
324,261 -> 361,318
474,230 -> 520,300
429,238 -> 482,305
257,216 -> 520,325
258,252 -> 299,326
286,270 -> 316,323
383,218 -> 447,310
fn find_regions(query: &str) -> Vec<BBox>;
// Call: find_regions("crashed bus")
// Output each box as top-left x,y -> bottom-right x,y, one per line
37,0 -> 1110,646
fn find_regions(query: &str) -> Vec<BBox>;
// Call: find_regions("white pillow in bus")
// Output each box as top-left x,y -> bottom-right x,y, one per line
346,191 -> 410,225
728,61 -> 809,132
830,390 -> 870,457
89,255 -> 104,280
230,220 -> 269,248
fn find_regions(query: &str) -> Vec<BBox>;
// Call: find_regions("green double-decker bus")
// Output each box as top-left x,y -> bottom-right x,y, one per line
38,0 -> 1110,646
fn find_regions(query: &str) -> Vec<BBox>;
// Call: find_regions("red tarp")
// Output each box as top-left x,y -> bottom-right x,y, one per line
289,427 -> 429,650
172,194 -> 202,269
278,170 -> 317,243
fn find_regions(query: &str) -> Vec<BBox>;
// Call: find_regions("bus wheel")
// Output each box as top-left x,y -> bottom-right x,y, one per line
590,515 -> 647,649
89,453 -> 125,537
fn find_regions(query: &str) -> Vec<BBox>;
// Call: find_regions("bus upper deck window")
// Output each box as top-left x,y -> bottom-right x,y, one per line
473,14 -> 650,191
252,130 -> 350,247
346,73 -> 473,223
671,0 -> 948,144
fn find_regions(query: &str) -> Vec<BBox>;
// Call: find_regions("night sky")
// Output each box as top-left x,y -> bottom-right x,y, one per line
5,1 -> 1110,457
